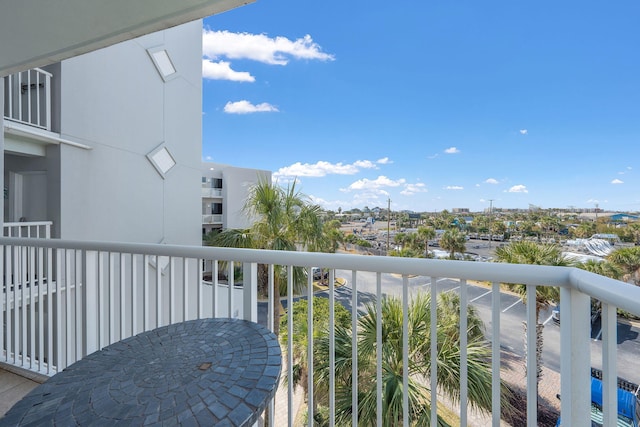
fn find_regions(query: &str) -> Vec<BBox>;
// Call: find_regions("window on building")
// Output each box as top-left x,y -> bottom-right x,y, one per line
211,203 -> 222,215
213,178 -> 223,189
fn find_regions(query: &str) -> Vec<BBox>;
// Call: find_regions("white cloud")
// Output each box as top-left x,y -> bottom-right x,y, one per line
353,160 -> 377,169
376,157 -> 393,164
273,160 -> 378,179
202,59 -> 255,82
444,147 -> 460,154
485,178 -> 499,184
427,154 -> 439,159
341,176 -> 406,193
202,30 -> 334,66
611,179 -> 624,184
309,195 -> 351,210
519,129 -> 528,135
400,183 -> 427,196
619,166 -> 633,175
507,185 -> 528,193
444,185 -> 464,190
223,100 -> 279,114
334,191 -> 388,210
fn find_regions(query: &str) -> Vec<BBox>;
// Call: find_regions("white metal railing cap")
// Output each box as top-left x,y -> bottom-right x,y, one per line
569,267 -> 640,316
1,236 -> 638,316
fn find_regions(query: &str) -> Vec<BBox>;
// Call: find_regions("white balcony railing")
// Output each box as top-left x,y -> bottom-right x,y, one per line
3,68 -> 52,131
3,221 -> 52,239
2,236 -> 640,426
201,187 -> 223,198
202,214 -> 223,224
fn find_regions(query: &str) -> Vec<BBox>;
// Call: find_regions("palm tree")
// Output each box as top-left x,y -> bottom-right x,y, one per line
393,232 -> 408,250
494,240 -> 571,399
577,259 -> 623,320
577,259 -> 622,280
208,178 -> 325,335
607,246 -> 640,285
388,247 -> 420,258
439,228 -> 467,259
417,226 -> 436,257
314,293 -> 510,426
627,223 -> 640,245
540,215 -> 561,240
314,219 -> 344,253
280,296 -> 351,417
574,222 -> 596,238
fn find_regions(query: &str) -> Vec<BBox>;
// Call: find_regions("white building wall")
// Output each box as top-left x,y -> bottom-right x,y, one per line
202,162 -> 271,231
55,21 -> 202,245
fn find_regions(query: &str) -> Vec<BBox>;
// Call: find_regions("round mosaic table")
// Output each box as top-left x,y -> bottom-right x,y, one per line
2,318 -> 281,426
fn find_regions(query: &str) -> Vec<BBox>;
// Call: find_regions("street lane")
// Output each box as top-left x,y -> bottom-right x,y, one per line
269,269 -> 640,386
326,271 -> 640,385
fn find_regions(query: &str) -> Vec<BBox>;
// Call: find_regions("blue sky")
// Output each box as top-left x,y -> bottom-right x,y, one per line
201,1 -> 640,213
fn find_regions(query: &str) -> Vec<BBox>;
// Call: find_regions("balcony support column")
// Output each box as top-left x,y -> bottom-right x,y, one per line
0,76 -> 5,226
559,286 -> 591,426
0,78 -> 3,367
242,262 -> 257,322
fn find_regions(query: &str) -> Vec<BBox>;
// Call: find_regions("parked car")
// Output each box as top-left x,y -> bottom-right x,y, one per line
551,301 -> 601,325
312,267 -> 329,281
551,305 -> 561,324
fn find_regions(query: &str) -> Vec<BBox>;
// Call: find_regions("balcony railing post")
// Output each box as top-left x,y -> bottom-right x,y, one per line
242,262 -> 257,322
82,250 -> 99,355
44,70 -> 51,130
0,243 -> 4,364
559,286 -> 591,426
5,69 -> 46,129
601,302 -> 618,427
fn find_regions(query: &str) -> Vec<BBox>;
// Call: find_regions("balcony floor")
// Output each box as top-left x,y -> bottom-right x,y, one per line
0,365 -> 45,418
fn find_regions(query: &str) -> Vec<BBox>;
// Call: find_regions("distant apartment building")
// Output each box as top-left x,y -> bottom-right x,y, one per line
202,162 -> 271,235
3,21 -> 204,245
452,208 -> 470,213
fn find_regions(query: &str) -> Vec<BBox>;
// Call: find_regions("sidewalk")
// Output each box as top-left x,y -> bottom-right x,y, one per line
438,349 -> 561,427
270,359 -> 306,427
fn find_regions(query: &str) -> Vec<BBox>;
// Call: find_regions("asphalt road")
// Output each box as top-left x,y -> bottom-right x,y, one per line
272,270 -> 640,386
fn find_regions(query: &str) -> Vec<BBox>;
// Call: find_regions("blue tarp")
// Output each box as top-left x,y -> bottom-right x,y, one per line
591,377 -> 637,421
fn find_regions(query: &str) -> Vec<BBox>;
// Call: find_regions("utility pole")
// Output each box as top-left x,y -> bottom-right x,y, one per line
595,203 -> 599,235
488,199 -> 494,249
387,198 -> 391,253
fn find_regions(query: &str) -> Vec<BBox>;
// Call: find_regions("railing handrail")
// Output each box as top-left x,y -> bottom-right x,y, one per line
3,221 -> 54,227
2,236 -> 639,316
29,67 -> 53,78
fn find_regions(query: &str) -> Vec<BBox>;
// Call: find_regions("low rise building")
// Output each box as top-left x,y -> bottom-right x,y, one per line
202,162 -> 271,235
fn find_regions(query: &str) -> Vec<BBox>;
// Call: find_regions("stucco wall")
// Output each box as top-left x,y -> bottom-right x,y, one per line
56,21 -> 202,245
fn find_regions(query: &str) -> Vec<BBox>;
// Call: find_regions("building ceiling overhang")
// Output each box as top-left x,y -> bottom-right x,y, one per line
0,0 -> 253,77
